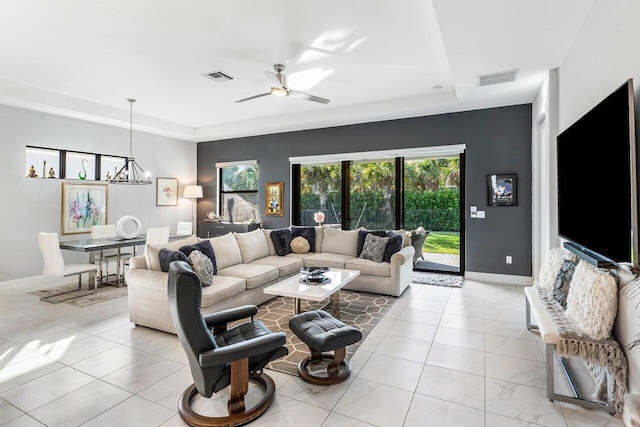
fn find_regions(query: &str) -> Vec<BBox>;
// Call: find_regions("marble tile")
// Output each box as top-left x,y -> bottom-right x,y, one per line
82,395 -> 175,427
101,354 -> 184,393
485,318 -> 542,342
485,378 -> 568,427
36,334 -> 119,365
433,326 -> 485,351
54,310 -> 130,335
0,366 -> 94,412
277,372 -> 352,410
373,334 -> 431,363
248,394 -> 330,427
403,393 -> 484,427
0,341 -> 43,368
29,380 -> 132,426
321,412 -> 375,426
333,378 -> 413,427
0,397 -> 25,425
426,343 -> 485,376
561,404 -> 623,426
0,353 -> 64,393
357,330 -> 384,353
407,298 -> 447,312
439,313 -> 485,333
485,412 -> 546,426
1,414 -> 46,426
485,334 -> 545,362
397,307 -> 442,325
152,340 -> 189,365
443,302 -> 485,319
357,353 -> 423,391
0,320 -> 71,345
160,414 -> 189,426
416,364 -> 484,410
485,353 -> 547,389
386,319 -> 437,342
138,366 -> 194,410
71,344 -> 149,378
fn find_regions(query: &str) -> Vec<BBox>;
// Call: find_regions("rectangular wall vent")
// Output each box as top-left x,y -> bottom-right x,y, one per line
203,70 -> 235,82
478,69 -> 519,86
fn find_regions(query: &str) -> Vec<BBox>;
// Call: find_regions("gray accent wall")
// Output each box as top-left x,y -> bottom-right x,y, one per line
198,104 -> 533,277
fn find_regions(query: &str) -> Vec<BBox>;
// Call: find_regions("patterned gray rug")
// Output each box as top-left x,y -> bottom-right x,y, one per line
412,271 -> 464,288
29,283 -> 127,306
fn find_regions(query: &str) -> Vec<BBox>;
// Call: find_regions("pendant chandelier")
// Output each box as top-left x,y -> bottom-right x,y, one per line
111,98 -> 152,185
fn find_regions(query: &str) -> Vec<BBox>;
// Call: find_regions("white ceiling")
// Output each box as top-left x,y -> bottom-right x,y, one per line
0,0 -> 594,142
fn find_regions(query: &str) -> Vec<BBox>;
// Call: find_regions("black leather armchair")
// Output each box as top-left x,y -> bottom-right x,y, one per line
168,261 -> 287,427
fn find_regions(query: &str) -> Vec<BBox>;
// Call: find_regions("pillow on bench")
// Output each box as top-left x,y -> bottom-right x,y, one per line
538,247 -> 579,290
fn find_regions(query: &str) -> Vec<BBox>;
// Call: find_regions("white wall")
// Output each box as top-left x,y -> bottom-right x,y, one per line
0,104 -> 197,280
557,1 -> 640,393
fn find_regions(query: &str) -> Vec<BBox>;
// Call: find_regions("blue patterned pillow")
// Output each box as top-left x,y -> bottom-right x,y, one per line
159,248 -> 189,273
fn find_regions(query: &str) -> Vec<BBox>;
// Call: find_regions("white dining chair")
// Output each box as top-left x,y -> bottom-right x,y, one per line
144,226 -> 170,256
91,224 -> 132,283
176,221 -> 193,236
38,232 -> 98,302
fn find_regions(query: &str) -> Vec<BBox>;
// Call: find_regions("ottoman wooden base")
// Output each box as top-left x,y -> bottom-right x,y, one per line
297,347 -> 352,385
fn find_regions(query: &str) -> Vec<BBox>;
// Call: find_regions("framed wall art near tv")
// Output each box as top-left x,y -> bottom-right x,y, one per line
156,177 -> 178,206
488,174 -> 517,206
265,182 -> 284,216
61,182 -> 108,235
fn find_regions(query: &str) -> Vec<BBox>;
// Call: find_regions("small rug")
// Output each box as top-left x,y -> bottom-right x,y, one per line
412,271 -> 463,288
231,290 -> 395,376
29,284 -> 127,307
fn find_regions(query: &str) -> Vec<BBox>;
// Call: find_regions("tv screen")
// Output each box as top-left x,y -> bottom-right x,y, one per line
557,79 -> 636,264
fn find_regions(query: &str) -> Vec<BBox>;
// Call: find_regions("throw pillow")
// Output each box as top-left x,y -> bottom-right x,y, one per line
357,230 -> 388,257
383,232 -> 404,263
290,236 -> 310,254
360,233 -> 390,263
188,250 -> 214,287
538,247 -> 579,290
270,228 -> 293,256
321,227 -> 361,257
552,259 -> 577,308
565,260 -> 618,340
291,226 -> 316,252
158,248 -> 190,273
180,240 -> 217,275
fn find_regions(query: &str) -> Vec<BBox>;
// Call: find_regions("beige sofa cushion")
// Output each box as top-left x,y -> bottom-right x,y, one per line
250,256 -> 304,277
145,234 -> 199,271
201,276 -> 246,308
345,258 -> 391,277
217,263 -> 278,289
304,252 -> 354,269
263,230 -> 277,256
207,232 -> 242,270
315,226 -> 325,253
321,227 -> 360,257
234,229 -> 270,263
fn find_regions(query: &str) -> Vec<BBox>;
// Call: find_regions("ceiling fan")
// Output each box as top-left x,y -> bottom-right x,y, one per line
235,64 -> 330,104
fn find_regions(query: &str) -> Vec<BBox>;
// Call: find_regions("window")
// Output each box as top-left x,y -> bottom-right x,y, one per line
298,163 -> 342,226
218,162 -> 259,222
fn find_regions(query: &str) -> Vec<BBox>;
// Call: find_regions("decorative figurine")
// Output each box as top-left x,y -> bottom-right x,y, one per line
48,167 -> 56,178
27,165 -> 38,178
42,160 -> 46,179
78,158 -> 88,180
105,171 -> 112,181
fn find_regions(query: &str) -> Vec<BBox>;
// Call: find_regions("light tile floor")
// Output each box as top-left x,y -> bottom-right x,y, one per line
0,275 -> 623,426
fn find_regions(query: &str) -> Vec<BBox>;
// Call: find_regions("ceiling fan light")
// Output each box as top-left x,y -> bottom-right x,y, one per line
270,87 -> 287,97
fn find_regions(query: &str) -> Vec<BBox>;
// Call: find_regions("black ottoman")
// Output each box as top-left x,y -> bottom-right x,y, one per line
288,309 -> 363,385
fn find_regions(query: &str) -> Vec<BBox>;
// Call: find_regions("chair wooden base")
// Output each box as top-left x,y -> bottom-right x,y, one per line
297,347 -> 351,386
178,372 -> 276,427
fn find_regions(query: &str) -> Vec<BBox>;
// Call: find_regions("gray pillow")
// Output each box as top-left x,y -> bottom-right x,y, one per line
360,233 -> 390,263
189,250 -> 214,287
270,228 -> 293,256
553,259 -> 576,308
159,248 -> 189,273
180,240 -> 217,274
383,232 -> 404,262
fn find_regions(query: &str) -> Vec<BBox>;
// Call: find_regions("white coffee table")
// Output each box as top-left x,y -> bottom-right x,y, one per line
263,268 -> 360,317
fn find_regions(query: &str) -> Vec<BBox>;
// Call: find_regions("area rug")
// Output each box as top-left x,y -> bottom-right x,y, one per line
28,284 -> 127,307
412,271 -> 463,288
232,290 -> 395,376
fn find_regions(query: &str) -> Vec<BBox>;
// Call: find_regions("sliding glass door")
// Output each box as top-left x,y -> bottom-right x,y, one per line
297,163 -> 342,226
348,159 -> 396,230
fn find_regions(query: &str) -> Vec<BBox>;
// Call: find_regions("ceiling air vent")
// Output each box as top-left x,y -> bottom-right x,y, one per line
478,69 -> 519,86
203,70 -> 235,83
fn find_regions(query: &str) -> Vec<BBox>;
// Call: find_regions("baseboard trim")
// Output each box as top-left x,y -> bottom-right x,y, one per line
464,271 -> 533,286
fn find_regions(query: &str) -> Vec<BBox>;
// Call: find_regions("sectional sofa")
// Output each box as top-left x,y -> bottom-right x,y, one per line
125,226 -> 414,334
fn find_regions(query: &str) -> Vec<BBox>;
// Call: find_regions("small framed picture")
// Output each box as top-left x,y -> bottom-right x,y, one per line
61,182 -> 108,234
488,174 -> 517,206
265,182 -> 284,216
156,177 -> 178,206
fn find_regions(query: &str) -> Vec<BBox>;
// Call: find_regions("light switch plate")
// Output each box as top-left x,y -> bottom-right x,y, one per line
470,212 -> 477,218
477,211 -> 485,218
470,206 -> 478,213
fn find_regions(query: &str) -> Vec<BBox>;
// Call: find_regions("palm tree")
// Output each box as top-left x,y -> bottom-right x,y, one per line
301,165 -> 341,210
353,161 -> 395,228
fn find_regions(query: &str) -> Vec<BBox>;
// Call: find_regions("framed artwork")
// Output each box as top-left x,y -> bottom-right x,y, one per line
61,182 -> 108,235
488,174 -> 517,206
265,182 -> 284,216
156,177 -> 179,206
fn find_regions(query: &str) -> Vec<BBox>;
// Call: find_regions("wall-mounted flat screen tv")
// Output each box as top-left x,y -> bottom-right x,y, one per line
557,78 -> 637,264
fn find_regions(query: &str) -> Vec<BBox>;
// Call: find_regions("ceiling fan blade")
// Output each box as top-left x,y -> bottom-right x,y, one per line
288,90 -> 330,104
235,93 -> 271,103
265,71 -> 283,88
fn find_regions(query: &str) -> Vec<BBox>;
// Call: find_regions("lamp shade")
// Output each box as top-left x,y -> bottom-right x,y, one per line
184,185 -> 203,198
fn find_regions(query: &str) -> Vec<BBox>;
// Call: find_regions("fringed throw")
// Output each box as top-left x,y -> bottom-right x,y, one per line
535,285 -> 628,417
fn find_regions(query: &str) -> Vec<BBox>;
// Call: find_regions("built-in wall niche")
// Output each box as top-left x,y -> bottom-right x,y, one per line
65,151 -> 96,180
25,146 -> 60,178
101,156 -> 126,181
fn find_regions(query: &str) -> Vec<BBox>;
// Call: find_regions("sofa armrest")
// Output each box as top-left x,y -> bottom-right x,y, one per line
390,246 -> 414,267
129,255 -> 148,270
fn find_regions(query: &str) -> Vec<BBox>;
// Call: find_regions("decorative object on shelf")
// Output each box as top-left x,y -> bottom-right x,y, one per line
156,177 -> 178,206
61,182 -> 108,235
112,98 -> 152,185
266,181 -> 284,216
184,185 -> 203,230
205,211 -> 219,222
250,208 -> 257,223
42,160 -> 46,179
488,173 -> 517,206
27,165 -> 38,178
227,197 -> 235,223
313,211 -> 325,226
48,167 -> 56,178
115,215 -> 142,239
299,266 -> 331,284
105,170 -> 111,181
78,158 -> 88,180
